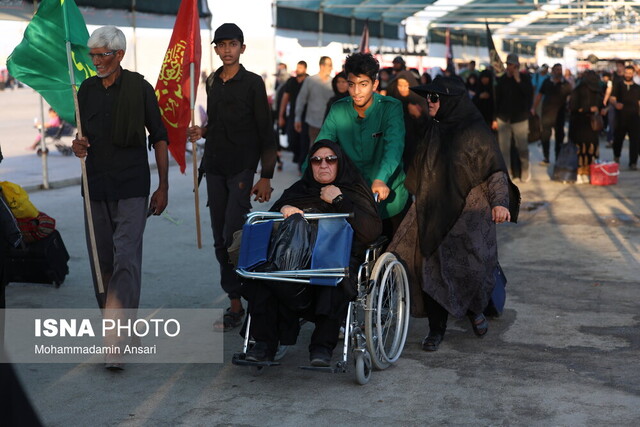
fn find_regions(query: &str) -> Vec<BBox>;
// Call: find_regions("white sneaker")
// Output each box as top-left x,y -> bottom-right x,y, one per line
576,174 -> 588,185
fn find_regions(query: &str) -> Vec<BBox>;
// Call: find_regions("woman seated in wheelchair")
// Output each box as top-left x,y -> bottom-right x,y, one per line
242,140 -> 382,366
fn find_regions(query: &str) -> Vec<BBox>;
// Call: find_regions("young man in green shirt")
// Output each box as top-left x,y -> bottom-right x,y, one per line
317,53 -> 408,236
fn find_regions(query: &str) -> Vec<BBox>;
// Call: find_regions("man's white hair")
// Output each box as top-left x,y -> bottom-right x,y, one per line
88,26 -> 126,52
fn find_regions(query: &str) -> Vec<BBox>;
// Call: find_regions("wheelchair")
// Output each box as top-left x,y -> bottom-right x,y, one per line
232,212 -> 410,385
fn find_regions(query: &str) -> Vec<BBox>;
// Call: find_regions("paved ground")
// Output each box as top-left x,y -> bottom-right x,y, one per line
2,87 -> 640,426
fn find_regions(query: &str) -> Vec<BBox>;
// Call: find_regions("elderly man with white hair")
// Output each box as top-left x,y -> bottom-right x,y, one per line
71,26 -> 169,370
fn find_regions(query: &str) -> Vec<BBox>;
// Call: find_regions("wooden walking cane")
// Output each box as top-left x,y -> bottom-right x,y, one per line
191,62 -> 203,249
64,41 -> 104,294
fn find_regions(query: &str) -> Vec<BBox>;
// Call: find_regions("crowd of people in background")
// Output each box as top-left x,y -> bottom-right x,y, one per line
273,53 -> 640,186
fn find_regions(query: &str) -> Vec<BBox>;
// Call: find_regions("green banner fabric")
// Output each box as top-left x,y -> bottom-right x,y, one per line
7,0 -> 95,125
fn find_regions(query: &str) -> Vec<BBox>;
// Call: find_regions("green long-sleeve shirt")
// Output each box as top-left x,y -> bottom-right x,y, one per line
317,93 -> 408,219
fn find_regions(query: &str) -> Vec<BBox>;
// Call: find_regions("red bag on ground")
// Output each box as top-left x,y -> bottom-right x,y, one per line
16,212 -> 56,243
590,162 -> 619,186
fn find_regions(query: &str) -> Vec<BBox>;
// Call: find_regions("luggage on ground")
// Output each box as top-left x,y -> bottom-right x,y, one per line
5,230 -> 69,287
590,162 -> 619,186
552,143 -> 578,183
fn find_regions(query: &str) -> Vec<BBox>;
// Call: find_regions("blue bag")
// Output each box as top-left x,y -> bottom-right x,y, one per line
552,143 -> 578,183
310,218 -> 353,286
237,220 -> 273,270
484,263 -> 507,317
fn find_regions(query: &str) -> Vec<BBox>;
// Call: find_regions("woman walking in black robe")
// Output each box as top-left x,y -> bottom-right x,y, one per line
405,76 -> 520,351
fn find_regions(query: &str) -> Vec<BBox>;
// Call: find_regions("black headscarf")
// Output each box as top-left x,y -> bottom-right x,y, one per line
410,76 -> 520,257
271,140 -> 376,216
387,70 -> 426,109
325,73 -> 349,120
580,69 -> 602,93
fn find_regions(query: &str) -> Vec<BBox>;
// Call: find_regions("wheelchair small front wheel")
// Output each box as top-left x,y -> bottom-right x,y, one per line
354,351 -> 371,385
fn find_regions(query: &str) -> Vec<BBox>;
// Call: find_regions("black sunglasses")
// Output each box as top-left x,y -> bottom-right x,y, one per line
310,155 -> 338,165
427,93 -> 440,103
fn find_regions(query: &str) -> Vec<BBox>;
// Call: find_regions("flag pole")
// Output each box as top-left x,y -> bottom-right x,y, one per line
38,95 -> 50,189
190,62 -> 202,249
62,11 -> 104,294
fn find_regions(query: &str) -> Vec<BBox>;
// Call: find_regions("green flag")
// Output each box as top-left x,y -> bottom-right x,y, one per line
7,0 -> 95,125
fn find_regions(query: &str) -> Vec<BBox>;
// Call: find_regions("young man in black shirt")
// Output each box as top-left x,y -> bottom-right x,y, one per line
531,63 -> 572,164
610,65 -> 640,170
188,23 -> 276,331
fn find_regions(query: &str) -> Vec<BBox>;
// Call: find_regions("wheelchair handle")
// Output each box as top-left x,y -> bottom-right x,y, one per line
245,211 -> 353,225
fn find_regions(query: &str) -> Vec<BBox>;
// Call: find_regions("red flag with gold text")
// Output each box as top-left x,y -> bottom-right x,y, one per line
155,0 -> 201,173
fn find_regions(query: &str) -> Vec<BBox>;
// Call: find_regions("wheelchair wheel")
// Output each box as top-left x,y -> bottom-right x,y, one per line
354,351 -> 371,385
365,252 -> 410,369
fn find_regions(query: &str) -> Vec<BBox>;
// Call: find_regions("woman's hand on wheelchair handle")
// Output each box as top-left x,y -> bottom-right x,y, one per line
280,205 -> 303,218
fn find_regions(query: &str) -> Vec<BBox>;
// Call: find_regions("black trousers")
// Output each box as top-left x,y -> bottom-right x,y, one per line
206,169 -> 254,300
540,108 -> 565,161
246,282 -> 343,354
287,118 -> 309,171
423,292 -> 448,335
613,115 -> 640,166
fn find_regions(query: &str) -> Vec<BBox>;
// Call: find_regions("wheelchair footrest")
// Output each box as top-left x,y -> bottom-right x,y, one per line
232,352 -> 281,367
299,362 -> 347,374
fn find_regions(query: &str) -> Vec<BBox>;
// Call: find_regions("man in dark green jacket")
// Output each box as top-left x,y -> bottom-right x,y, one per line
317,53 -> 408,236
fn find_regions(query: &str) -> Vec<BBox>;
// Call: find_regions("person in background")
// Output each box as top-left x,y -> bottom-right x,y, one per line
187,23 -> 276,331
386,70 -> 428,172
473,70 -> 495,129
495,53 -> 534,182
294,56 -> 334,153
602,71 -> 614,148
392,56 -> 406,76
564,68 -> 575,88
377,68 -> 392,95
459,60 -> 479,81
610,65 -> 640,170
532,64 -> 549,96
278,61 -> 308,173
28,108 -> 63,151
465,73 -> 478,99
420,71 -> 432,85
323,72 -> 349,120
531,63 -> 572,165
568,70 -> 604,184
274,63 -> 288,91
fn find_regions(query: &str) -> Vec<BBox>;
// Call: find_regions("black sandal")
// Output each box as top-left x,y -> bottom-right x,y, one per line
213,307 -> 245,332
422,333 -> 444,352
